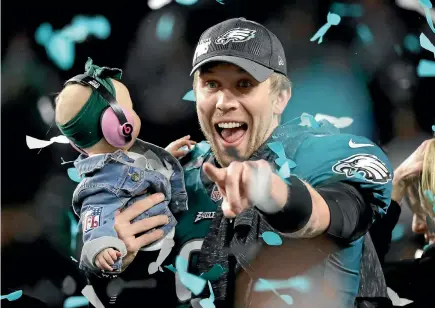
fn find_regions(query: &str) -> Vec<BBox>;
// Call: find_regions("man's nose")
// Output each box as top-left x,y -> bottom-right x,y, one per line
215,90 -> 238,113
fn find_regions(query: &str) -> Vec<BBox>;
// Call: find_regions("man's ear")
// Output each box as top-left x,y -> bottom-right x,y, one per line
273,88 -> 291,116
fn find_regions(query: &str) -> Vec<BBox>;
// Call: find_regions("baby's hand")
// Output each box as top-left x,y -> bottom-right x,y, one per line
165,135 -> 197,158
95,248 -> 122,271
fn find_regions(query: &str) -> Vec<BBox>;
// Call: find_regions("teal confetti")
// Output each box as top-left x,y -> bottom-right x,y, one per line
419,0 -> 435,33
175,256 -> 207,296
310,12 -> 341,44
267,142 -> 286,158
200,264 -> 225,281
164,264 -> 177,273
70,256 -> 78,263
261,231 -> 283,246
175,0 -> 199,5
419,33 -> 435,56
35,23 -> 53,45
67,211 -> 78,252
199,281 -> 216,308
216,0 -> 224,4
280,295 -> 294,305
67,168 -> 83,183
423,244 -> 431,251
417,59 -> 435,77
330,3 -> 363,17
392,224 -> 405,242
277,161 -> 292,179
394,44 -> 403,56
156,13 -> 175,41
63,296 -> 89,308
182,89 -> 196,102
404,34 -> 421,53
300,113 -> 320,128
256,279 -> 293,305
432,125 -> 435,132
1,290 -> 23,302
254,276 -> 311,293
35,16 -> 111,70
356,24 -> 373,45
275,157 -> 297,169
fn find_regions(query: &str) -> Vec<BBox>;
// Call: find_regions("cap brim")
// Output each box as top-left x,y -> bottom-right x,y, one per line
190,55 -> 273,82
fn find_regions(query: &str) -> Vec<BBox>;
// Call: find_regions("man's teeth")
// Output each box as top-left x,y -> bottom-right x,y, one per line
217,122 -> 244,129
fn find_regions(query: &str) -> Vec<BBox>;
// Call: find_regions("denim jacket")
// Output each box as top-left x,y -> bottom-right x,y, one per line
73,140 -> 188,274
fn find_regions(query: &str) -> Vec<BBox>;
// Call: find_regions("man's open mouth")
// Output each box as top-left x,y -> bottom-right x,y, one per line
215,122 -> 248,145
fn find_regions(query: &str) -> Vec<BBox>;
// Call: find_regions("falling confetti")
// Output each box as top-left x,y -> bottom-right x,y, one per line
35,16 -> 111,70
216,0 -> 225,4
199,281 -> 216,308
260,231 -> 283,246
182,89 -> 196,101
394,44 -> 403,56
419,0 -> 435,33
419,33 -> 435,57
417,59 -> 435,77
300,113 -> 320,129
404,34 -> 421,53
330,2 -> 363,17
356,24 -> 373,45
70,256 -> 78,263
67,168 -> 84,183
391,224 -> 405,241
200,264 -> 225,281
148,238 -> 175,274
63,296 -> 89,308
0,290 -> 23,302
148,0 -> 172,10
175,0 -> 199,6
432,125 -> 435,132
156,13 -> 175,41
310,12 -> 341,44
256,278 -> 294,305
254,276 -> 311,293
314,113 -> 354,129
26,135 -> 70,149
68,211 -> 79,252
175,256 -> 207,296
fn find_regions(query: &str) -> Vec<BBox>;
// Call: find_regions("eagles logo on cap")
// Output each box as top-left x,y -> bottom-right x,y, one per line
215,28 -> 256,45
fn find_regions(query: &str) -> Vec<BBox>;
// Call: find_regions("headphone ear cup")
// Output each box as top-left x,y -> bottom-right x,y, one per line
101,107 -> 134,148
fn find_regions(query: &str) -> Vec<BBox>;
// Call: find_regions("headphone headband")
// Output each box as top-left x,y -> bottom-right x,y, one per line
64,74 -> 132,142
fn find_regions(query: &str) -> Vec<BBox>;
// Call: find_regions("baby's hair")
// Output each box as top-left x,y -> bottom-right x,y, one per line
55,83 -> 92,125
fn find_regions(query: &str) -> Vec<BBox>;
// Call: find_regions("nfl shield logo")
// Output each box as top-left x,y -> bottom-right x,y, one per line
211,184 -> 223,202
83,207 -> 102,233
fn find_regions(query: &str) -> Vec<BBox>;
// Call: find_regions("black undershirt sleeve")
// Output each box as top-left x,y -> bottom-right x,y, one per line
261,179 -> 374,243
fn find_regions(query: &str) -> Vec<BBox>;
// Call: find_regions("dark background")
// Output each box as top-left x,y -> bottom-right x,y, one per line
2,0 -> 434,306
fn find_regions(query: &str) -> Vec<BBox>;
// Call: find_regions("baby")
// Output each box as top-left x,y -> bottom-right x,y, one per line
56,58 -> 194,274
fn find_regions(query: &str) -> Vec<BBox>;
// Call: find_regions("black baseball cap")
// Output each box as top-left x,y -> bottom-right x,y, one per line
190,17 -> 287,82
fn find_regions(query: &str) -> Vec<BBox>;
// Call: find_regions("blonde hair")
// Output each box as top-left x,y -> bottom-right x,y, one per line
419,138 -> 435,217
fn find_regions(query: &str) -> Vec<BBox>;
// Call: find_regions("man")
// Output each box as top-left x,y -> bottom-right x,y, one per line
87,18 -> 393,307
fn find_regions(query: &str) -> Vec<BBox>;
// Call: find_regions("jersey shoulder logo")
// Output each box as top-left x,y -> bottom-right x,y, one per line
210,184 -> 223,202
194,211 -> 216,223
215,28 -> 256,45
332,154 -> 392,184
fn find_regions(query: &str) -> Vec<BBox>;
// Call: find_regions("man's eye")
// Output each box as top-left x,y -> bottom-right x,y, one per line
206,82 -> 218,89
238,80 -> 252,88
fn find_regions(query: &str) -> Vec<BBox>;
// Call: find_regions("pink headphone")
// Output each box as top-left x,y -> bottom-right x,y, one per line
64,74 -> 134,154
